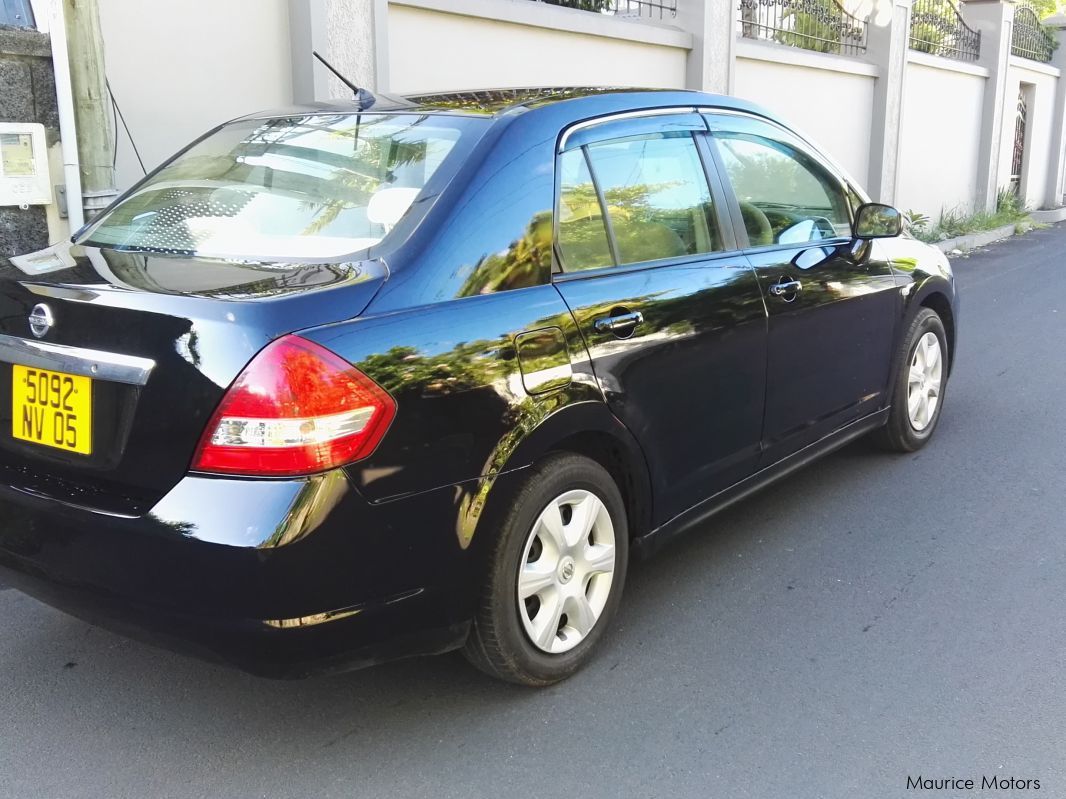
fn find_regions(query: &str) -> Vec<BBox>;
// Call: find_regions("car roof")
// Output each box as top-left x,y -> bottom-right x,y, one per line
236,86 -> 770,124
397,87 -> 708,114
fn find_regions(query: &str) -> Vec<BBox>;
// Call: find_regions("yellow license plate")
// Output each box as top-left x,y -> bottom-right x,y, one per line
11,365 -> 92,455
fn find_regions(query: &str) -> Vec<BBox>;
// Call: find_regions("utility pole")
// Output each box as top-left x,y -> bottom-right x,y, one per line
63,0 -> 116,221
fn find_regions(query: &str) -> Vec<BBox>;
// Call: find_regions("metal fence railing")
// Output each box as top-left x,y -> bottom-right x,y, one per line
908,0 -> 981,62
737,0 -> 868,57
1010,90 -> 1027,194
1011,4 -> 1056,63
531,0 -> 677,20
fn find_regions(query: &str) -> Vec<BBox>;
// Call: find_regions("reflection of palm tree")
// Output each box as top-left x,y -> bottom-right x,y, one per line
359,340 -> 508,396
297,127 -> 427,238
406,88 -> 619,114
357,305 -> 580,398
258,471 -> 349,548
558,179 -> 684,269
723,146 -> 808,201
143,515 -> 197,537
206,263 -> 351,299
457,211 -> 554,297
91,114 -> 443,255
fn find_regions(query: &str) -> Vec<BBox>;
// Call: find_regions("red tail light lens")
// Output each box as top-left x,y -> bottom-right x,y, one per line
191,335 -> 395,476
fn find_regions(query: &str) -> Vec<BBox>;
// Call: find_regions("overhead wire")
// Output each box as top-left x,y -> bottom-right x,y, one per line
106,77 -> 146,175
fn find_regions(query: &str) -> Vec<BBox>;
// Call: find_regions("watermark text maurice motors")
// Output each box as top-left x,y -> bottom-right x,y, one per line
907,775 -> 1040,791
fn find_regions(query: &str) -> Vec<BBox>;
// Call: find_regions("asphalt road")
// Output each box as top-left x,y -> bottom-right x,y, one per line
2,227 -> 1065,799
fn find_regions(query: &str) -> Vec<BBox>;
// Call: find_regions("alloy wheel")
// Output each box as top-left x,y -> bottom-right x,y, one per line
907,331 -> 943,431
517,489 -> 617,654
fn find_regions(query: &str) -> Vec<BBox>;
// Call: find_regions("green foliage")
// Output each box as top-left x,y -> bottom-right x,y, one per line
540,0 -> 614,10
1013,2 -> 1060,59
995,186 -> 1025,217
719,137 -> 835,216
904,209 -> 931,235
773,0 -> 846,54
457,210 -> 554,296
1026,0 -> 1061,18
908,2 -> 960,57
911,189 -> 1030,244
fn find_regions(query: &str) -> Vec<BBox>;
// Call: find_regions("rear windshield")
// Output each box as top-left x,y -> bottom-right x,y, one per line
79,113 -> 485,260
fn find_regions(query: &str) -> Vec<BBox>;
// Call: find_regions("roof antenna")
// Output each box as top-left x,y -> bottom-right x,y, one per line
312,50 -> 375,110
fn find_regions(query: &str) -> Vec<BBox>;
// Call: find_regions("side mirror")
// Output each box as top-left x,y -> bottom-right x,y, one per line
854,203 -> 902,239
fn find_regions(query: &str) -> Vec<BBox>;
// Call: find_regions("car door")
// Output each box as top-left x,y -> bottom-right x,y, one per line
551,112 -> 768,524
704,113 -> 899,463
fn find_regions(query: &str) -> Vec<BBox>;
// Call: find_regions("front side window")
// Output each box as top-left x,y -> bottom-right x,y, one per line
80,113 -> 485,261
714,133 -> 851,248
556,132 -> 721,271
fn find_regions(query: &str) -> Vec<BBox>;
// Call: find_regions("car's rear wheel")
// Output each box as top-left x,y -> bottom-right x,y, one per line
873,307 -> 949,452
463,453 -> 628,686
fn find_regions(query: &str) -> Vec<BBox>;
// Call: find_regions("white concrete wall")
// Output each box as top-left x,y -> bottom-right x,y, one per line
88,0 -> 1066,218
999,58 -> 1060,210
897,56 -> 986,218
387,3 -> 688,93
98,0 -> 294,190
733,46 -> 876,188
327,0 -> 378,91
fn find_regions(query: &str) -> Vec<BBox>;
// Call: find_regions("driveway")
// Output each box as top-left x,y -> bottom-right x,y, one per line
2,226 -> 1064,799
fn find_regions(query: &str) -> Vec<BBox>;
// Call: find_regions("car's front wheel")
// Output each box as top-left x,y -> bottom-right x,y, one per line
463,453 -> 628,686
873,307 -> 950,451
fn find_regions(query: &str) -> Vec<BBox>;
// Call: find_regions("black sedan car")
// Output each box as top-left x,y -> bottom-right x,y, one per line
0,88 -> 957,685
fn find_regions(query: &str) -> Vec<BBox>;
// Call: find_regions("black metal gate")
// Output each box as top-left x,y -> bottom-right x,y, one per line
1010,90 -> 1028,195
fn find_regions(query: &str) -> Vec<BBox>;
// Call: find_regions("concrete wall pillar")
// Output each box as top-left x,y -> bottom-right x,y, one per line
677,0 -> 734,94
1042,13 -> 1066,209
867,0 -> 912,204
0,25 -> 59,256
290,0 -> 389,103
969,0 -> 1015,212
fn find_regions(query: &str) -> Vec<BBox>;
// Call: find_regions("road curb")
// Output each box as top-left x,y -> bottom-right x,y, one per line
1029,207 -> 1066,224
934,224 -> 1019,254
931,209 -> 1066,254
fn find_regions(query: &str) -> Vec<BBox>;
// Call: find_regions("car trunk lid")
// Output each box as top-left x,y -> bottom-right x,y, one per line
0,243 -> 387,514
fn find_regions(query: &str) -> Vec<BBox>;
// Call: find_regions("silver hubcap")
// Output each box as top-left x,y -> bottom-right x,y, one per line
907,331 -> 943,432
517,489 -> 616,654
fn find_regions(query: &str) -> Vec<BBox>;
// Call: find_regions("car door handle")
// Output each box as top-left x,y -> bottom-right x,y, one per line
594,311 -> 644,335
769,279 -> 803,297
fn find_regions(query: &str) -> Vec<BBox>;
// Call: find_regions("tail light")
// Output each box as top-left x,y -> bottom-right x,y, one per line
191,335 -> 395,476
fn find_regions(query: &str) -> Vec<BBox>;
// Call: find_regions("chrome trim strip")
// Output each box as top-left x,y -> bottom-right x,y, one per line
0,334 -> 156,386
8,484 -> 140,519
697,107 -> 754,115
697,107 -> 801,138
557,107 -> 699,152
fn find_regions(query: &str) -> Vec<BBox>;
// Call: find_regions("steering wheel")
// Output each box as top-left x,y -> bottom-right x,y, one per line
738,201 -> 773,247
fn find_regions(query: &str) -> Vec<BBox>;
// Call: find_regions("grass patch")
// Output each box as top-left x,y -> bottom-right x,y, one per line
906,189 -> 1029,244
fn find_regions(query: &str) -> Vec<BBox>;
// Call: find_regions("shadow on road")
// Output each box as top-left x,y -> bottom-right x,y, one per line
7,438 -> 886,724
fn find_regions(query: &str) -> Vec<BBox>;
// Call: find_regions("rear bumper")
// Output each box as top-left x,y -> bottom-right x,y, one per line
0,471 -> 476,677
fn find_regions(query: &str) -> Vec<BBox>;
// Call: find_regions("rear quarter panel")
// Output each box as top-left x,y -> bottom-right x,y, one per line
301,286 -> 604,507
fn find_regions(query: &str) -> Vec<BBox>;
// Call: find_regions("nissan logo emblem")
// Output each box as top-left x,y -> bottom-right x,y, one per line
28,303 -> 54,339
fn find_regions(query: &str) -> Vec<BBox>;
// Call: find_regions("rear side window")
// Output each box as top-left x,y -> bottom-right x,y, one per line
713,133 -> 851,247
556,132 -> 721,272
557,149 -> 614,271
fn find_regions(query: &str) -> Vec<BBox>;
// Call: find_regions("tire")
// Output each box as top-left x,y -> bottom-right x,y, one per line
463,453 -> 629,686
872,307 -> 950,452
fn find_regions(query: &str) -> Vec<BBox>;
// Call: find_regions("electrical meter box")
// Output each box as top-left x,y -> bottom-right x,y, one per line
0,122 -> 51,206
